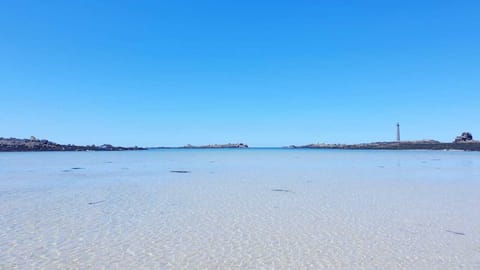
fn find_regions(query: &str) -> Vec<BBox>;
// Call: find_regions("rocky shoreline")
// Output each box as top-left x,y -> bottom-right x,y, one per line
287,140 -> 480,151
0,137 -> 145,152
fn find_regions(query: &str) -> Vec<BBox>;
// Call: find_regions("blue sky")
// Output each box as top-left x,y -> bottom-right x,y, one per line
1,1 -> 479,146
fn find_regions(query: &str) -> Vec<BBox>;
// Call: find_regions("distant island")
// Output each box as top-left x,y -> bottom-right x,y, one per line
288,132 -> 480,151
0,137 -> 145,152
151,143 -> 248,149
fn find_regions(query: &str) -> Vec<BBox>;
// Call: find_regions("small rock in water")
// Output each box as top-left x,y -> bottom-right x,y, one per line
170,170 -> 191,173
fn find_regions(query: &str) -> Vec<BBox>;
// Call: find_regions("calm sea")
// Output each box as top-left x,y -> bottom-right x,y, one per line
1,149 -> 479,269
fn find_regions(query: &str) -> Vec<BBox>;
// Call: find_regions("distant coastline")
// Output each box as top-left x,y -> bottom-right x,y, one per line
0,137 -> 145,152
3,134 -> 480,152
287,140 -> 480,151
150,143 -> 249,149
288,132 -> 480,151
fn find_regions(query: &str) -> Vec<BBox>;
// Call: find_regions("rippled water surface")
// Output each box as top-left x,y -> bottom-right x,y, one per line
1,149 -> 480,269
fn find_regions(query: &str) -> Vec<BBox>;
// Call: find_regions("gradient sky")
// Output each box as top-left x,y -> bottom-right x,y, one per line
1,1 -> 479,146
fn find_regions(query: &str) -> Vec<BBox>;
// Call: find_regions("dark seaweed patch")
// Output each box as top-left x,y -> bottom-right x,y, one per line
271,189 -> 292,193
170,170 -> 191,173
446,230 -> 465,236
88,200 -> 106,205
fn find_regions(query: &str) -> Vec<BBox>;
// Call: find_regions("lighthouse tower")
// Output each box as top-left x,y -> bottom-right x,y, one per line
396,123 -> 400,142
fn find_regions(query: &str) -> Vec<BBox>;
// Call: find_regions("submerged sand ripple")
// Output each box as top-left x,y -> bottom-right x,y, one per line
1,150 -> 480,269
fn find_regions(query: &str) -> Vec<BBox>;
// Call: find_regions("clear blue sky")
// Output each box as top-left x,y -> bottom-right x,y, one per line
1,1 -> 479,146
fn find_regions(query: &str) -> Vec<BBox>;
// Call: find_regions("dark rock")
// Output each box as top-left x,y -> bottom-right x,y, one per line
454,132 -> 473,142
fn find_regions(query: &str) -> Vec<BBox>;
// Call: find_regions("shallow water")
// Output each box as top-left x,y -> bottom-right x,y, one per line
1,149 -> 479,269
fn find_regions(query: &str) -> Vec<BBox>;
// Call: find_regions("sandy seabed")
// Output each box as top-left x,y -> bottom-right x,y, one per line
1,149 -> 479,269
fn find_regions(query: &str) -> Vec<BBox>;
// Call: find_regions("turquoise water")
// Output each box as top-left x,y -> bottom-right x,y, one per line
1,149 -> 480,269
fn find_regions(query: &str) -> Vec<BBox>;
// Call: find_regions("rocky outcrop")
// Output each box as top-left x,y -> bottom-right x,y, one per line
0,137 -> 145,152
454,132 -> 473,142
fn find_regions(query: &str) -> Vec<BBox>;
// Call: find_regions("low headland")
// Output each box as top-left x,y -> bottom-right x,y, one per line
288,132 -> 480,151
0,137 -> 145,152
287,140 -> 480,151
